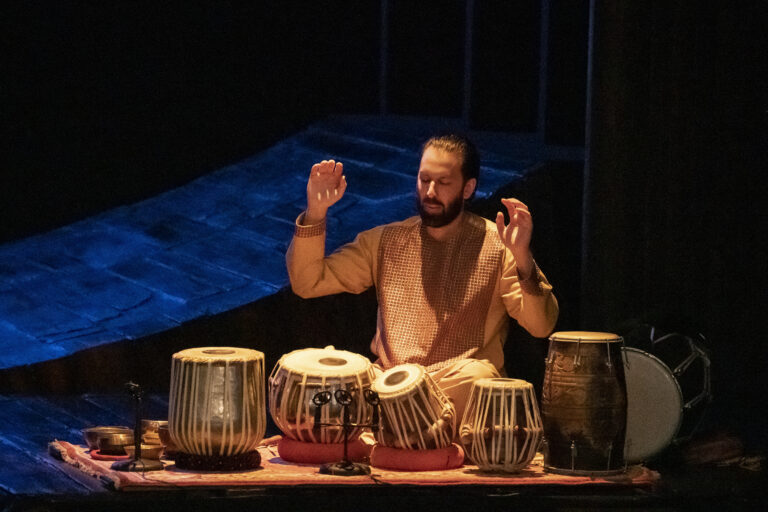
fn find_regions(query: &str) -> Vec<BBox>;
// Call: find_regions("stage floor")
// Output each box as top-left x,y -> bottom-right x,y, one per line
1,393 -> 764,511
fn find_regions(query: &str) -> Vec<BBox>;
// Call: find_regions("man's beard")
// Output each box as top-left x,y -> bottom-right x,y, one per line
417,194 -> 464,227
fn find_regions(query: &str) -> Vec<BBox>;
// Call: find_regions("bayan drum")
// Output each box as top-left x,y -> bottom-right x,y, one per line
460,378 -> 543,472
268,346 -> 375,443
541,331 -> 627,476
169,347 -> 266,470
371,363 -> 455,450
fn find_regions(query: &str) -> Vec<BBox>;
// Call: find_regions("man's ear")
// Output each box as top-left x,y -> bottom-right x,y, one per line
463,178 -> 477,200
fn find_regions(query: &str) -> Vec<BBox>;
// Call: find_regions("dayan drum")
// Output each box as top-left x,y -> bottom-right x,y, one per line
623,330 -> 711,462
168,347 -> 266,470
460,378 -> 543,472
268,346 -> 376,443
371,363 -> 455,450
541,331 -> 627,476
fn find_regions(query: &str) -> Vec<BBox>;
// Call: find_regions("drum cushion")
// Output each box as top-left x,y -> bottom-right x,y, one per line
277,436 -> 372,464
370,443 -> 464,471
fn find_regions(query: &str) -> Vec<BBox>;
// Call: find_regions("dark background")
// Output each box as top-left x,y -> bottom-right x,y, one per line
2,0 -> 766,451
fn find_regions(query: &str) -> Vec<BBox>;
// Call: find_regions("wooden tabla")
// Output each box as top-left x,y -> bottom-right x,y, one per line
168,347 -> 266,470
371,363 -> 455,450
541,331 -> 627,476
268,346 -> 375,443
460,378 -> 542,472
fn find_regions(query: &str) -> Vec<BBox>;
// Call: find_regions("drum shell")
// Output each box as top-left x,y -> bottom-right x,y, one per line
460,379 -> 542,472
168,349 -> 266,457
373,366 -> 455,450
541,339 -> 627,474
268,362 -> 375,443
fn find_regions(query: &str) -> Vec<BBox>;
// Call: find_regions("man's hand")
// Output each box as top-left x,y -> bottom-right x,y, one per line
495,198 -> 535,278
304,160 -> 346,225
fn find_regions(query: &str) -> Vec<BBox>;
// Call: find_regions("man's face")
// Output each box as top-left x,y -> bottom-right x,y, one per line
416,146 -> 475,227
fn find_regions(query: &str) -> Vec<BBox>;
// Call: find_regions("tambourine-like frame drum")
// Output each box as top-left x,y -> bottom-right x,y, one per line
168,347 -> 266,469
623,347 -> 683,463
371,363 -> 455,450
542,331 -> 627,476
269,346 -> 375,443
460,378 -> 543,472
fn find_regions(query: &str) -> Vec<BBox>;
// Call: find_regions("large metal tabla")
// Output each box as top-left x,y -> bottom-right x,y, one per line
541,331 -> 627,475
371,363 -> 455,450
460,378 -> 543,472
268,346 -> 375,443
168,347 -> 266,470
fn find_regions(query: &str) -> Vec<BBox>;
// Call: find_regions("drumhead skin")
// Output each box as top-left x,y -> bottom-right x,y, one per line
549,331 -> 623,343
279,346 -> 371,376
623,347 -> 683,463
371,364 -> 425,397
473,378 -> 532,391
173,346 -> 264,362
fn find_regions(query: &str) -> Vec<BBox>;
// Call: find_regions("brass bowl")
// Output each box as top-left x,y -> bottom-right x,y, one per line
157,425 -> 177,456
80,426 -> 132,451
124,443 -> 165,460
141,419 -> 168,434
97,432 -> 135,455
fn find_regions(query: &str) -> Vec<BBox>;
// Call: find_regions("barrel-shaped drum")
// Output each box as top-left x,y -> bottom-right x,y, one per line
371,363 -> 455,450
541,331 -> 627,475
460,378 -> 542,472
268,346 -> 375,443
169,347 -> 266,469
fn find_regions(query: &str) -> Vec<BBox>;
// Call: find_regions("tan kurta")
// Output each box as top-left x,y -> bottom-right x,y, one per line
286,212 -> 558,372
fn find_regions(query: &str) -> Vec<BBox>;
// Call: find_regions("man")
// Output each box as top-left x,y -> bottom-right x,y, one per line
286,134 -> 558,423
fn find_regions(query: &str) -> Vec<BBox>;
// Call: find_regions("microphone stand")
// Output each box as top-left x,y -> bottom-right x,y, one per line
112,382 -> 164,472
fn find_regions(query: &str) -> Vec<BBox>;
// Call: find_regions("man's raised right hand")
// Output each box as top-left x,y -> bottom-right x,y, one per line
304,160 -> 346,225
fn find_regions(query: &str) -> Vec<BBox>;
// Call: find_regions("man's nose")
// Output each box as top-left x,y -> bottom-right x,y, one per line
427,181 -> 437,197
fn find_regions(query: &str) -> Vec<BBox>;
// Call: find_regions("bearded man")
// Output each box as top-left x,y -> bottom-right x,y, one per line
286,134 -> 559,422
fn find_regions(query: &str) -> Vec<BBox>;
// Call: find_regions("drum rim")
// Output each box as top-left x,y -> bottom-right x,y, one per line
278,347 -> 372,375
622,346 -> 683,463
371,363 -> 425,396
473,377 -> 533,390
173,346 -> 264,361
549,331 -> 623,343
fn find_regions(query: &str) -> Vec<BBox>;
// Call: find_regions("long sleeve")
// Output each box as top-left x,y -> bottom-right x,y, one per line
500,248 -> 559,338
286,213 -> 379,298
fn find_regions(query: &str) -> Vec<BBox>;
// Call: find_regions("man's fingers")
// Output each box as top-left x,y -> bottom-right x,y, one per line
495,211 -> 505,238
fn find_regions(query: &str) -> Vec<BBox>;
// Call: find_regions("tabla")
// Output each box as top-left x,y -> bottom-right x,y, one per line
268,346 -> 375,443
459,378 -> 542,472
168,347 -> 266,470
371,363 -> 455,450
541,331 -> 627,476
623,330 -> 712,462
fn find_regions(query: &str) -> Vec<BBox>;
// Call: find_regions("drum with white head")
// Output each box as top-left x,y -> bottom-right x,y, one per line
371,363 -> 455,450
268,346 -> 375,443
460,378 -> 543,472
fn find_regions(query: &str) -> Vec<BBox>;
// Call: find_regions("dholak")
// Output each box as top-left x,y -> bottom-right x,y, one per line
371,363 -> 455,450
169,347 -> 266,470
460,378 -> 543,472
541,331 -> 627,475
268,346 -> 375,443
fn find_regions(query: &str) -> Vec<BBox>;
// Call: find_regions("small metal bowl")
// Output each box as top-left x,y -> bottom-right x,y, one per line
157,425 -> 177,457
124,443 -> 165,460
80,426 -> 132,451
97,432 -> 135,455
141,419 -> 168,434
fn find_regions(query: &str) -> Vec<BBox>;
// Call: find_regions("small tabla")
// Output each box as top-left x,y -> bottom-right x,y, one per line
460,378 -> 543,472
371,363 -> 455,450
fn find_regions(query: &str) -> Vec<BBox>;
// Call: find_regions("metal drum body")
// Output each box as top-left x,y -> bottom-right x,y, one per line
169,347 -> 266,457
268,346 -> 375,443
371,363 -> 455,450
541,331 -> 627,475
460,378 -> 543,472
